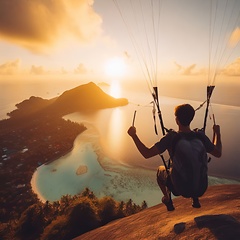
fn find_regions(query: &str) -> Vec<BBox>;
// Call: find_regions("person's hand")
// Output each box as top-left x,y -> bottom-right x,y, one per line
127,126 -> 136,137
213,124 -> 220,135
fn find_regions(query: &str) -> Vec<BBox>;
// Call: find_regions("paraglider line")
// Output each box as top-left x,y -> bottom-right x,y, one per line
132,110 -> 137,127
203,85 -> 215,132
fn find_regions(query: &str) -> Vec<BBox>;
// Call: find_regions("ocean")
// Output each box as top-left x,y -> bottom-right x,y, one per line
1,80 -> 240,205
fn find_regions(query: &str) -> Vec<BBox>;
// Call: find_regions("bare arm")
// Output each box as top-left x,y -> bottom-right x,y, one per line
210,124 -> 222,158
127,126 -> 159,158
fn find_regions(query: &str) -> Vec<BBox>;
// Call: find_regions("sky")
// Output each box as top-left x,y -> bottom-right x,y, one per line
0,0 -> 239,90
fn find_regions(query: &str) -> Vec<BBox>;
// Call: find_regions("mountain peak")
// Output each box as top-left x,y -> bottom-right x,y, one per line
51,82 -> 128,115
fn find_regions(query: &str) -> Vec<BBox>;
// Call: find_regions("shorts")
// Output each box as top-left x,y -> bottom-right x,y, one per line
156,165 -> 169,185
156,165 -> 179,196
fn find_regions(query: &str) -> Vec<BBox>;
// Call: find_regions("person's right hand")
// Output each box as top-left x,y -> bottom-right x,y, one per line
213,124 -> 220,135
127,126 -> 136,137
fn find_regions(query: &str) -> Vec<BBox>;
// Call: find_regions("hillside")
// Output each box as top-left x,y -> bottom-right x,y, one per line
74,184 -> 240,240
49,82 -> 128,116
7,82 -> 128,119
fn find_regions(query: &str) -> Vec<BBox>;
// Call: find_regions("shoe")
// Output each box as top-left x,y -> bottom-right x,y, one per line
162,196 -> 175,211
192,197 -> 201,208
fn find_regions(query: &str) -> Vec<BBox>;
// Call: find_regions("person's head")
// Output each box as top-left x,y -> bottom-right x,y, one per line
175,104 -> 195,126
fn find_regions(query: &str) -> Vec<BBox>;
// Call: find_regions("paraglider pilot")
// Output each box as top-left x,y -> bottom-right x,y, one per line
128,104 -> 222,211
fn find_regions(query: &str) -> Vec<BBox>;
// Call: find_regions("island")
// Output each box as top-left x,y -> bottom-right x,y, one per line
0,82 -> 128,223
76,165 -> 88,175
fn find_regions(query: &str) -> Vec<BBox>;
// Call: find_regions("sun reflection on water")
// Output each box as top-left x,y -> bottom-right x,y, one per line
106,107 -> 124,158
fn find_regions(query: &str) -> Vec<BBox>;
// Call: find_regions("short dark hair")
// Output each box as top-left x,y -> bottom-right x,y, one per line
175,104 -> 195,126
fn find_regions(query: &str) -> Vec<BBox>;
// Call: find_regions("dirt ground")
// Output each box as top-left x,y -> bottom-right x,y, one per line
74,184 -> 240,240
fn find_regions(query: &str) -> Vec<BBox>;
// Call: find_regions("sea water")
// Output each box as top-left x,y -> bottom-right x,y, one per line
1,80 -> 239,206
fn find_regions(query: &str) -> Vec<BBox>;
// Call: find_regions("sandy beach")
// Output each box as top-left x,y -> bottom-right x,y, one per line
31,169 -> 47,203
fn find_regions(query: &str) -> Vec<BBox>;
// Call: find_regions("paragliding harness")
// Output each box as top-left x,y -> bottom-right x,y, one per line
196,85 -> 215,133
145,85 -> 215,198
195,85 -> 216,162
165,85 -> 215,198
132,83 -> 215,199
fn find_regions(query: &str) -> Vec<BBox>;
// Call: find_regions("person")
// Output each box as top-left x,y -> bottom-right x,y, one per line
127,104 -> 222,211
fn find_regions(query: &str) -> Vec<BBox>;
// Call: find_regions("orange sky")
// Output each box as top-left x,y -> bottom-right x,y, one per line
0,0 -> 239,86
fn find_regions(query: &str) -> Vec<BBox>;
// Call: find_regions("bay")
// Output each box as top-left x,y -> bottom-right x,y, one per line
31,92 -> 240,206
1,80 -> 239,206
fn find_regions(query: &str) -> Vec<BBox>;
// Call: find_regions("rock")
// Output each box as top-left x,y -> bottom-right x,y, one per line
74,184 -> 240,240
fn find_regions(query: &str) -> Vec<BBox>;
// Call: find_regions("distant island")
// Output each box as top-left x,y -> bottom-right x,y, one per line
7,81 -> 128,119
0,82 -> 128,223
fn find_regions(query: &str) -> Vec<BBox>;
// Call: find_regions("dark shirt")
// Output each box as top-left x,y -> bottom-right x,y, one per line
154,130 -> 215,158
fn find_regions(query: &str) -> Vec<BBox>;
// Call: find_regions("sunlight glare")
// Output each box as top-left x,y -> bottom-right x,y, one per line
104,57 -> 126,78
109,81 -> 121,98
106,108 -> 123,156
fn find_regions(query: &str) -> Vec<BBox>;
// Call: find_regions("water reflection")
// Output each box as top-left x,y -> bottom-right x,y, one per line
106,108 -> 123,158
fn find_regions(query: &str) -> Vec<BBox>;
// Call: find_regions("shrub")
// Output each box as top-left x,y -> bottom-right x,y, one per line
98,197 -> 118,225
40,216 -> 67,240
41,197 -> 100,240
15,204 -> 45,239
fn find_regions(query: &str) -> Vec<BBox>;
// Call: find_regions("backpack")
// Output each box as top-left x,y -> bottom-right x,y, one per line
169,132 -> 208,198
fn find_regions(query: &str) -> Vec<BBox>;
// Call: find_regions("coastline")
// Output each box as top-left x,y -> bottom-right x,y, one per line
30,130 -> 87,202
30,123 -> 111,203
31,169 -> 47,202
30,123 -> 162,206
30,119 -> 240,206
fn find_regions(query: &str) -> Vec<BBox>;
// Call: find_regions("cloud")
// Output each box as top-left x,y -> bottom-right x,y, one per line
174,62 -> 182,72
0,0 -> 102,53
0,59 -> 20,75
183,64 -> 197,75
61,67 -> 68,74
74,63 -> 89,74
30,65 -> 46,75
223,58 -> 240,76
229,27 -> 240,48
174,62 -> 202,75
174,58 -> 240,77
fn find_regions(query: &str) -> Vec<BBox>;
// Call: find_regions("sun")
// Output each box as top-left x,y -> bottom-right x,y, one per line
104,57 -> 127,78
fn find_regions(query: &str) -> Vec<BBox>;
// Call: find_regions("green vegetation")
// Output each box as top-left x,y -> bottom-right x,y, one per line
0,188 -> 148,240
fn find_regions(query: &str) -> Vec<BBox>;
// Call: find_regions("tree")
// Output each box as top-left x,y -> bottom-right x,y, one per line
98,197 -> 117,225
125,199 -> 133,215
116,201 -> 125,218
15,204 -> 45,239
42,197 -> 100,240
60,194 -> 72,213
141,200 -> 148,210
81,188 -> 96,199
